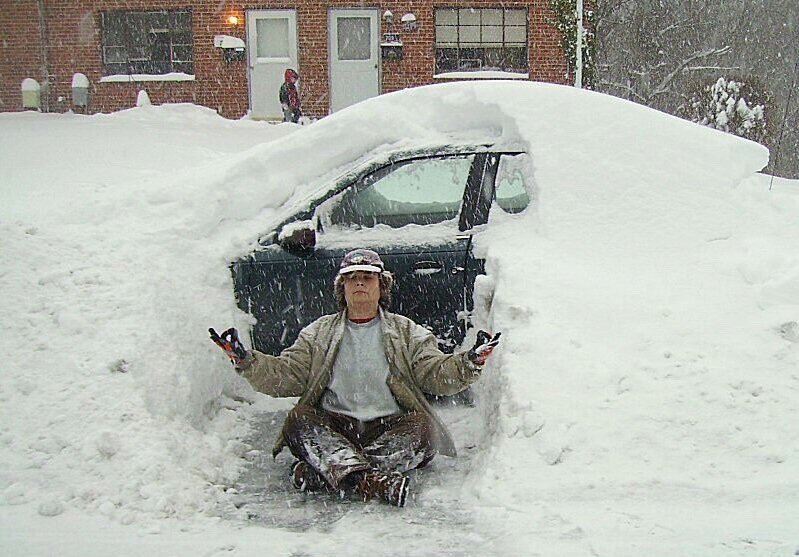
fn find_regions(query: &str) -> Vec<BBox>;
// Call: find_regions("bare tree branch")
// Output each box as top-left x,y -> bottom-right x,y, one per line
650,46 -> 732,99
684,65 -> 741,72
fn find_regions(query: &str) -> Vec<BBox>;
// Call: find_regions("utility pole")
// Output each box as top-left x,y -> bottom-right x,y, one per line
575,0 -> 584,89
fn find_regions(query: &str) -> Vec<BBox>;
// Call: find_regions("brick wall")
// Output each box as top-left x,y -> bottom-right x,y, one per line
0,1 -> 46,112
38,1 -> 227,115
0,1 -> 568,118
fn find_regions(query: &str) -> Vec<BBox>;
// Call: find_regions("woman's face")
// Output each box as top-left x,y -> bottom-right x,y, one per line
342,271 -> 381,310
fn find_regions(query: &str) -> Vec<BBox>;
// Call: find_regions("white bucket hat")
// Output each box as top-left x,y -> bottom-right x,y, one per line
338,248 -> 385,275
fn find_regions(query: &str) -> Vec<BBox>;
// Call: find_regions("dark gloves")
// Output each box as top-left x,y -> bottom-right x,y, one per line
209,327 -> 251,367
468,331 -> 501,366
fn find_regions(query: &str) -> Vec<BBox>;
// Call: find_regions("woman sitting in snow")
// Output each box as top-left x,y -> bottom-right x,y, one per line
213,248 -> 499,507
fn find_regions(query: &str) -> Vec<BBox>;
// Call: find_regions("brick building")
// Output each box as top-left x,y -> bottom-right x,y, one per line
0,1 -> 570,119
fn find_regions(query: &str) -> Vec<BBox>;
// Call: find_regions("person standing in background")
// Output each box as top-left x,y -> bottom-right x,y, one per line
279,68 -> 302,123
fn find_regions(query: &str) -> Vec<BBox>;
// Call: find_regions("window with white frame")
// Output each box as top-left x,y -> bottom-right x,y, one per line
101,10 -> 193,75
435,8 -> 528,74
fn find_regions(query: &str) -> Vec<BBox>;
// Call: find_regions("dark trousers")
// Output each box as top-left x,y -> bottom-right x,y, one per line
282,107 -> 302,123
282,404 -> 437,488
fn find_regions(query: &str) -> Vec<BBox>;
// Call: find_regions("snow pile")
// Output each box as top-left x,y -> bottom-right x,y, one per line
0,107 -> 292,525
1,82 -> 797,555
71,73 -> 89,89
135,90 -> 151,107
464,87 -> 797,550
21,78 -> 40,92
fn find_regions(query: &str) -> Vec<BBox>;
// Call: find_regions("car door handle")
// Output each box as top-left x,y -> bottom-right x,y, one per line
413,261 -> 443,275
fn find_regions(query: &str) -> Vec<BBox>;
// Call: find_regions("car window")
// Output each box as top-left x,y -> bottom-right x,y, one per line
495,153 -> 530,214
328,155 -> 475,228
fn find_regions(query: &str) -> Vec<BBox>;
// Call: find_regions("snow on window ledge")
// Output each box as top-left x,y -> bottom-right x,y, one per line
434,71 -> 529,80
100,73 -> 196,83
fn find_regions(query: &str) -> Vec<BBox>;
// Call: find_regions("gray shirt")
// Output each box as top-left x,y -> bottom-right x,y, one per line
321,316 -> 401,420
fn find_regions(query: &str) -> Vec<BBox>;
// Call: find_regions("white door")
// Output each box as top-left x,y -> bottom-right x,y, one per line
247,10 -> 298,120
329,9 -> 380,113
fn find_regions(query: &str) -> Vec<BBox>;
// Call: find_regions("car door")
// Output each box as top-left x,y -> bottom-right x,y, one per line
233,151 -> 492,355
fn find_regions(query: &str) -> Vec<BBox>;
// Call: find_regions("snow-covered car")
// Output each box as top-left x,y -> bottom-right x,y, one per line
231,143 -> 531,355
7,79 -> 799,554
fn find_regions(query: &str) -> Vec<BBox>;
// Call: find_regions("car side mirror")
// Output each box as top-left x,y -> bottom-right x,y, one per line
278,220 -> 316,252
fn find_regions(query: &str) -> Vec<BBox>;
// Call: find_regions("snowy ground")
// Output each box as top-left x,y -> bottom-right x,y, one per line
1,82 -> 798,556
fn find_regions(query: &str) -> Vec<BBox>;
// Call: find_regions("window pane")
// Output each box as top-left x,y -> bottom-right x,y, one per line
128,13 -> 149,42
460,26 -> 480,45
331,156 -> 474,228
172,11 -> 191,29
169,62 -> 186,73
432,7 -> 529,74
103,14 -> 125,44
435,25 -> 458,45
337,17 -> 371,60
172,31 -> 192,45
151,30 -> 170,57
172,45 -> 192,62
495,154 -> 530,213
173,61 -> 194,74
128,45 -> 149,61
506,47 -> 527,70
455,47 -> 483,70
482,9 -> 503,25
435,48 -> 458,72
482,25 -> 502,44
482,48 -> 499,69
459,8 -> 481,26
505,26 -> 527,44
105,63 -> 127,74
505,10 -> 527,26
104,46 -> 127,64
148,12 -> 169,32
373,158 -> 471,204
435,8 -> 458,25
130,60 -> 150,73
257,18 -> 289,58
460,58 -> 483,71
101,9 -> 193,75
483,48 -> 511,70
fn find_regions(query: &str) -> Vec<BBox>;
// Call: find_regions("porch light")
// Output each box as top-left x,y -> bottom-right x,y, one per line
401,13 -> 418,31
227,15 -> 239,27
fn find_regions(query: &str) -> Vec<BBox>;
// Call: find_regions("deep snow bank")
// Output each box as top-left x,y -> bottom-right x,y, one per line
467,134 -> 796,556
0,106 -> 292,523
1,83 -> 796,554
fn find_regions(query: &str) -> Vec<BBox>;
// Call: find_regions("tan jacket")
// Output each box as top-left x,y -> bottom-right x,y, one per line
240,309 -> 482,457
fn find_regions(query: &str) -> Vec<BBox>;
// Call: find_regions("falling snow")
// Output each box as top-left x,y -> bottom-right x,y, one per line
1,81 -> 798,556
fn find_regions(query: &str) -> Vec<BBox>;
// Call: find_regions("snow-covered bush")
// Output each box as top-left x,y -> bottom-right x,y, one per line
686,76 -> 770,144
